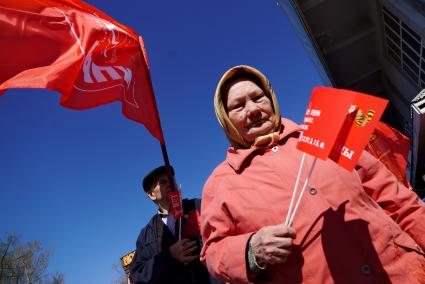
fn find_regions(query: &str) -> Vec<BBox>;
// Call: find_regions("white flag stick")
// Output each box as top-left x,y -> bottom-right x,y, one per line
288,157 -> 318,226
178,218 -> 182,241
284,152 -> 306,226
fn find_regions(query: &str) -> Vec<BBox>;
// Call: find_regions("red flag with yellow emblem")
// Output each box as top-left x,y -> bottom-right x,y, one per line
297,87 -> 388,171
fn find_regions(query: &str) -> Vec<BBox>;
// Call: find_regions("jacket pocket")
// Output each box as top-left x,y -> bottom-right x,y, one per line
393,233 -> 425,256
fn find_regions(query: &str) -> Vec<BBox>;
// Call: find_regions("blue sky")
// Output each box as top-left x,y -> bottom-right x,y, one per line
0,0 -> 323,283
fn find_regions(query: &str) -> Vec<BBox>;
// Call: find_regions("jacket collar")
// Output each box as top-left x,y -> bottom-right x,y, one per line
226,118 -> 302,172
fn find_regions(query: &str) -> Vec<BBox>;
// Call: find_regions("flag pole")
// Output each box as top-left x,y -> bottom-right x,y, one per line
160,143 -> 173,175
284,152 -> 306,226
288,157 -> 318,225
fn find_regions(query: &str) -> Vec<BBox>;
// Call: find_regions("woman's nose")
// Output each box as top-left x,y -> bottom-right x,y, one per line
246,101 -> 260,117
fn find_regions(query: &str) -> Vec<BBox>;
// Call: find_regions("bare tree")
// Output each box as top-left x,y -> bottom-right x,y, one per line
0,234 -> 19,283
49,272 -> 65,284
112,262 -> 129,284
0,233 -> 62,284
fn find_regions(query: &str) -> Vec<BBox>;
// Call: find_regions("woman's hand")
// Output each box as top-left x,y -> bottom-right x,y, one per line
250,224 -> 296,266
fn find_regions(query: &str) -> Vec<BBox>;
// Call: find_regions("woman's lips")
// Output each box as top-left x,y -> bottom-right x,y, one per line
250,119 -> 264,128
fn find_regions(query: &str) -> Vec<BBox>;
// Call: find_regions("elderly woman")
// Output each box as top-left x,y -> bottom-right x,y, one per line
200,65 -> 425,284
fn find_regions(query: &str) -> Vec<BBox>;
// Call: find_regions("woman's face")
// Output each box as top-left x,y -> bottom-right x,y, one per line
226,79 -> 275,143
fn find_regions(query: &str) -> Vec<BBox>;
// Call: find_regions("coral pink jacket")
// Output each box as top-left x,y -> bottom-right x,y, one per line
201,118 -> 425,284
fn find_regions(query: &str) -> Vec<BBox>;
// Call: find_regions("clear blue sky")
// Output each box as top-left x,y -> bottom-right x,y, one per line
0,1 -> 323,283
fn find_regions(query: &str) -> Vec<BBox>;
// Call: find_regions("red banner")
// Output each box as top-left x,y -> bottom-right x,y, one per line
366,122 -> 411,188
0,0 -> 164,143
297,87 -> 388,171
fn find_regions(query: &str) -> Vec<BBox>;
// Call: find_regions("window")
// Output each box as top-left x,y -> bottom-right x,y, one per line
383,6 -> 425,89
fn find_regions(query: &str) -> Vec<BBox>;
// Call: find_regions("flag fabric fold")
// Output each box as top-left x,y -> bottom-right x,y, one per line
0,0 -> 164,143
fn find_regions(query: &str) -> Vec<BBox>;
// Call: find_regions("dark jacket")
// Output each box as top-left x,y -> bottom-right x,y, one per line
129,198 -> 214,284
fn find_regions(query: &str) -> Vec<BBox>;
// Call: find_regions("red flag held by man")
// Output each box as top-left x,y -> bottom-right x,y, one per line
0,0 -> 164,143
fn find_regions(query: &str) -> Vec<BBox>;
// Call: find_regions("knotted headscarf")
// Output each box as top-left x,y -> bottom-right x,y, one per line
214,65 -> 282,148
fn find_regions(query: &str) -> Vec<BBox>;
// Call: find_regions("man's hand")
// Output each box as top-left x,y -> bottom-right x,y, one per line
169,238 -> 198,265
250,224 -> 296,266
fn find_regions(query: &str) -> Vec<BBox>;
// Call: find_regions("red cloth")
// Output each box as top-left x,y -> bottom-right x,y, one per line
182,210 -> 202,239
366,122 -> 410,188
0,0 -> 164,143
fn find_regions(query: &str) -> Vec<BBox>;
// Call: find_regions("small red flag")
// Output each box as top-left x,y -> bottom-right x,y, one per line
297,87 -> 388,171
0,0 -> 164,143
167,191 -> 183,219
366,122 -> 411,188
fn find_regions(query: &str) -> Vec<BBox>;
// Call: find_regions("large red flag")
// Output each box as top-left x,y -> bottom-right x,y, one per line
0,0 -> 164,143
366,122 -> 411,188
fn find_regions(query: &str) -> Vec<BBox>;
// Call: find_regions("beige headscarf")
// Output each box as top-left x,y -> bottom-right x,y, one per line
214,65 -> 282,148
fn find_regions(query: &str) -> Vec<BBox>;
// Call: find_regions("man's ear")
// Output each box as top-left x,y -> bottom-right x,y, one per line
146,190 -> 156,202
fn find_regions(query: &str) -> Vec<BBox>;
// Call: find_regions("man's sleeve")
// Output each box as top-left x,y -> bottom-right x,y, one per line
200,177 -> 254,284
129,228 -> 179,284
356,150 -> 425,249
